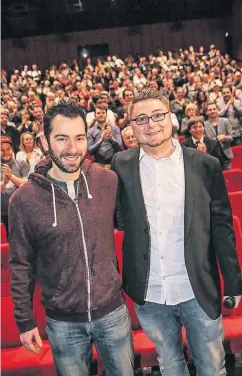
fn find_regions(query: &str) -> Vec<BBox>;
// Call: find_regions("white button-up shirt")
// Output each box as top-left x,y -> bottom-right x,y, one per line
139,139 -> 194,305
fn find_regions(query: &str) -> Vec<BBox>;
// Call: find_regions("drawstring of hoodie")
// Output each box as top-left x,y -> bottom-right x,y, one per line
50,171 -> 92,227
81,171 -> 93,199
51,183 -> 57,227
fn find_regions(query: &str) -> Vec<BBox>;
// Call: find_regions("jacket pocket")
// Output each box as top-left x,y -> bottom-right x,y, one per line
91,258 -> 122,311
42,267 -> 69,306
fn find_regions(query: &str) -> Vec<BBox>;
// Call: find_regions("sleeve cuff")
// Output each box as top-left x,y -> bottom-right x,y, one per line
18,317 -> 37,334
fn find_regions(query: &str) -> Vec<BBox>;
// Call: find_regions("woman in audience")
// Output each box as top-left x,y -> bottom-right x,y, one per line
196,89 -> 208,118
181,103 -> 198,137
17,110 -> 33,135
16,132 -> 43,173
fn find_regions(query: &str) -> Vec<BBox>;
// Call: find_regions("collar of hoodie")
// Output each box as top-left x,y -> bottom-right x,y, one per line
29,158 -> 93,227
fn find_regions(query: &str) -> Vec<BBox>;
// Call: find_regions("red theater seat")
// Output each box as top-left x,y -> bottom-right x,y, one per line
114,229 -> 124,274
229,191 -> 242,228
1,223 -> 8,244
231,146 -> 242,170
178,135 -> 185,143
223,169 -> 242,193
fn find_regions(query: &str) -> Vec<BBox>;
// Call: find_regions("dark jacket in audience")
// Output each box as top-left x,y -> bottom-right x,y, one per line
182,136 -> 223,166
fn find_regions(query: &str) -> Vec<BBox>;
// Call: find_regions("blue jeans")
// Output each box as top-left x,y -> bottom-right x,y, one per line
46,304 -> 134,376
135,298 -> 226,376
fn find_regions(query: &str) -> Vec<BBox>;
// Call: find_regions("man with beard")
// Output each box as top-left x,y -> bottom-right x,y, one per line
9,100 -> 134,376
205,102 -> 233,170
0,136 -> 29,233
112,89 -> 242,376
217,86 -> 242,146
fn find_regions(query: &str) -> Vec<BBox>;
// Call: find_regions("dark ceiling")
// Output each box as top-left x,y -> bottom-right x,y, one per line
2,0 -> 233,40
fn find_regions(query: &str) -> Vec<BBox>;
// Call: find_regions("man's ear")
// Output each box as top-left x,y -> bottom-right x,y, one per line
40,135 -> 49,152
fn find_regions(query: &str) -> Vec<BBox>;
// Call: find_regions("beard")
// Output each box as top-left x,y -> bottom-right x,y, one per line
48,146 -> 86,174
139,127 -> 172,148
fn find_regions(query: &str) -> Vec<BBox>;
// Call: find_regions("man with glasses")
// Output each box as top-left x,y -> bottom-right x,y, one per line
112,89 -> 242,376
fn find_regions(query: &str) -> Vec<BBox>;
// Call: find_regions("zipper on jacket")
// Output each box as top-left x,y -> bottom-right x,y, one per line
50,180 -> 92,322
74,200 -> 92,321
74,183 -> 92,322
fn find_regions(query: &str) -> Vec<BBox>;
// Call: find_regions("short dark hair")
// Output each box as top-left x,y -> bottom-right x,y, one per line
43,99 -> 88,141
187,116 -> 204,130
222,86 -> 232,93
92,95 -> 102,105
94,106 -> 107,113
123,89 -> 134,99
206,101 -> 218,113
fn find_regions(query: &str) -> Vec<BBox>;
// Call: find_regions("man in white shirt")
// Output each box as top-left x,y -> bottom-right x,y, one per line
112,89 -> 242,376
86,96 -> 117,128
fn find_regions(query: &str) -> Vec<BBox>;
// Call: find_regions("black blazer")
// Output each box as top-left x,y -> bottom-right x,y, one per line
112,146 -> 242,319
182,136 -> 224,166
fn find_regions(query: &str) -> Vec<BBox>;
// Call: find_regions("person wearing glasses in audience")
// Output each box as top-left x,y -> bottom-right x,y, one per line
182,116 -> 223,165
112,88 -> 242,376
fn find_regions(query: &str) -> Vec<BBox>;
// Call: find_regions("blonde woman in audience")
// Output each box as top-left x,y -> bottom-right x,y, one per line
16,132 -> 43,173
181,103 -> 200,137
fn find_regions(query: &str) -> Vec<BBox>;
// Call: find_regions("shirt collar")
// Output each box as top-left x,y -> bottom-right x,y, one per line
139,138 -> 182,165
192,135 -> 204,144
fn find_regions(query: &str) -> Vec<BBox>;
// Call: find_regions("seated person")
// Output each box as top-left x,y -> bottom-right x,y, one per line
1,136 -> 30,233
183,117 -> 223,166
87,106 -> 122,168
1,110 -> 20,154
121,126 -> 138,149
181,103 -> 201,137
86,95 -> 117,128
16,132 -> 43,174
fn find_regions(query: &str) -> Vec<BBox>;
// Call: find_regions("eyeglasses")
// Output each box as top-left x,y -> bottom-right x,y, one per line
131,112 -> 169,126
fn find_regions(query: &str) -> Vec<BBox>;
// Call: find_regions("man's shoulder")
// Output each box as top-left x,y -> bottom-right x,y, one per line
89,163 -> 118,184
114,148 -> 138,162
110,123 -> 120,131
9,179 -> 35,206
218,117 -> 229,125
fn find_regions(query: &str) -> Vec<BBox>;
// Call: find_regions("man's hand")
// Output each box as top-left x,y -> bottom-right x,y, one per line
1,164 -> 12,179
223,296 -> 242,309
100,130 -> 106,142
197,143 -> 207,153
20,327 -> 42,354
217,134 -> 228,142
104,127 -> 112,139
229,96 -> 234,107
2,172 -> 9,185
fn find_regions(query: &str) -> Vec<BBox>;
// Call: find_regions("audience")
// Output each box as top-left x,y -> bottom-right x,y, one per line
0,136 -> 30,233
0,44 -> 241,180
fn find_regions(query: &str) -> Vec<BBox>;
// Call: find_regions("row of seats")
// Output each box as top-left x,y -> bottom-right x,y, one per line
223,169 -> 242,193
1,213 -> 242,375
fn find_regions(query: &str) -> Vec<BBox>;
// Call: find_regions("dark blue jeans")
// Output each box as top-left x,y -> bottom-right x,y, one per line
46,304 -> 134,376
135,298 -> 226,376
